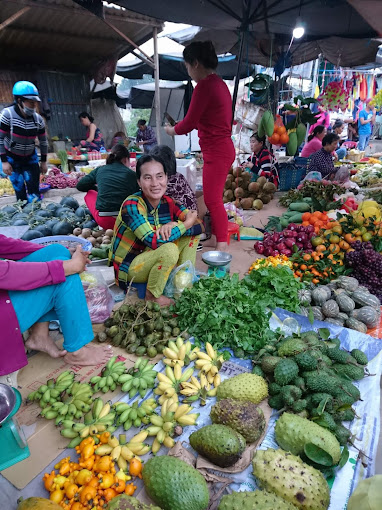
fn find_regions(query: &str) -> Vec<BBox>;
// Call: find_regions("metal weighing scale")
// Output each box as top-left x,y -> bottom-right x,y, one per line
0,383 -> 30,471
202,251 -> 232,277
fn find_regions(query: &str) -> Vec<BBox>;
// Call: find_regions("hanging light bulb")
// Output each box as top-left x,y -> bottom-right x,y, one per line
293,18 -> 305,39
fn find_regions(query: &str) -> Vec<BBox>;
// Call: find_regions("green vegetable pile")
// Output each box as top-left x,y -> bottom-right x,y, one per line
173,266 -> 303,357
279,180 -> 347,209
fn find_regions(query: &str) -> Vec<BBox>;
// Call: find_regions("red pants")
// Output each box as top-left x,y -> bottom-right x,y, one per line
84,191 -> 116,231
202,142 -> 235,242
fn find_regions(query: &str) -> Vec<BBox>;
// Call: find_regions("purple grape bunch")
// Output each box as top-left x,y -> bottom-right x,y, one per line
346,242 -> 382,300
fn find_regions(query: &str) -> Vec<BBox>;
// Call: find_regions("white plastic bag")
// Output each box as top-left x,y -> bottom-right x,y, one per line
80,268 -> 114,323
164,260 -> 198,298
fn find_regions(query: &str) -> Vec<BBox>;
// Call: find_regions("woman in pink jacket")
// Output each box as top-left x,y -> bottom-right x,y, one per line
0,236 -> 112,376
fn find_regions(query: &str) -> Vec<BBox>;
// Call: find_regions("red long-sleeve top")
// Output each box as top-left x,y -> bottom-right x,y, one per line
174,74 -> 232,151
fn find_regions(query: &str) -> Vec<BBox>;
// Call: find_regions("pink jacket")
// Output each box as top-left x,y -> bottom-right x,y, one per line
301,137 -> 322,158
0,235 -> 66,375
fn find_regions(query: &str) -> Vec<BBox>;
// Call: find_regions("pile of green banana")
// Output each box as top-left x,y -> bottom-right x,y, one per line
113,398 -> 157,430
40,382 -> 93,424
89,356 -> 126,393
95,431 -> 150,471
60,398 -> 116,448
27,370 -> 75,409
118,357 -> 157,399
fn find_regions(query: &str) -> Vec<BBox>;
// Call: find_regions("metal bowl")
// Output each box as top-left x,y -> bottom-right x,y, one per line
202,251 -> 232,267
0,384 -> 16,424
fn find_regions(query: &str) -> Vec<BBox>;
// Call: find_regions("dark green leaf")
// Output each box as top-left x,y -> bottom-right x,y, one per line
304,443 -> 334,466
318,328 -> 330,340
284,104 -> 298,111
308,307 -> 314,325
317,396 -> 329,415
338,446 -> 349,469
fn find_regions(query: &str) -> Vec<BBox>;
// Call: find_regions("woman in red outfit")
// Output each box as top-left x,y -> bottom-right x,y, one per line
165,41 -> 235,251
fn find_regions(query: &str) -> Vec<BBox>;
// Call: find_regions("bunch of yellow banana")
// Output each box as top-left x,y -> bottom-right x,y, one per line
145,396 -> 199,454
195,342 -> 224,381
162,337 -> 199,367
95,430 -> 150,471
180,373 -> 221,405
154,365 -> 194,402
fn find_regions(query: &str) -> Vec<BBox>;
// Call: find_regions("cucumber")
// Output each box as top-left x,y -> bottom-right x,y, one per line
302,197 -> 313,203
288,202 -> 311,212
288,213 -> 303,223
280,217 -> 290,228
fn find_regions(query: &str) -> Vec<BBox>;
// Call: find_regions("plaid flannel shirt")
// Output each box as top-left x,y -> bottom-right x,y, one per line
109,191 -> 203,285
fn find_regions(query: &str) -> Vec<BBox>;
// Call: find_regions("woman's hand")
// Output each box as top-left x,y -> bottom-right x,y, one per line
164,125 -> 176,136
63,246 -> 91,276
183,210 -> 198,229
40,162 -> 48,174
246,161 -> 254,169
156,222 -> 178,241
2,162 -> 13,175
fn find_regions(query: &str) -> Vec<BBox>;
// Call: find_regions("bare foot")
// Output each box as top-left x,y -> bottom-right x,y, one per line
25,334 -> 67,358
145,289 -> 174,307
215,242 -> 228,252
64,344 -> 113,366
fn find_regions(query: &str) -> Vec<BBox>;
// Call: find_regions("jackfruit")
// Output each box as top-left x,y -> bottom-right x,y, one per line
210,398 -> 265,443
218,490 -> 298,510
217,373 -> 268,404
347,475 -> 382,510
275,412 -> 341,465
142,456 -> 209,510
189,424 -> 246,467
274,359 -> 299,386
107,495 -> 162,510
252,448 -> 330,510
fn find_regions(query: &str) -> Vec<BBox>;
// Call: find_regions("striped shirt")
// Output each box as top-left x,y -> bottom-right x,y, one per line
307,147 -> 335,177
248,147 -> 279,187
0,105 -> 48,163
109,191 -> 203,286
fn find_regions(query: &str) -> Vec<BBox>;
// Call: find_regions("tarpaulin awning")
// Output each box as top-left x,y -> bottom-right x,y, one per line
116,53 -> 255,80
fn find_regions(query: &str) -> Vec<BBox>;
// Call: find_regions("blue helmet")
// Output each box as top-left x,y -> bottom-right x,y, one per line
12,81 -> 41,101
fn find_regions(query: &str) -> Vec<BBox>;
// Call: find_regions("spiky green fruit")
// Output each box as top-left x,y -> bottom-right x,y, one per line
142,456 -> 209,510
107,495 -> 162,510
252,365 -> 265,377
217,373 -> 268,404
348,475 -> 382,510
293,376 -> 306,392
275,412 -> 341,465
210,398 -> 265,443
332,363 -> 365,381
269,382 -> 281,396
311,411 -> 337,432
350,349 -> 368,365
218,490 -> 298,510
333,424 -> 351,445
291,399 -> 307,413
333,408 -> 355,423
280,385 -> 302,406
189,424 -> 245,467
326,348 -> 351,364
253,448 -> 330,510
305,374 -> 340,395
261,355 -> 282,374
268,394 -> 284,410
274,359 -> 299,386
310,393 -> 334,412
278,338 -> 307,357
294,352 -> 318,370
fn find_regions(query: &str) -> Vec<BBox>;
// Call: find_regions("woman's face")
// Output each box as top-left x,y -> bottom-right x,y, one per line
138,124 -> 146,132
138,161 -> 168,203
334,124 -> 344,135
185,61 -> 202,82
80,116 -> 90,127
317,128 -> 327,140
324,140 -> 339,153
250,138 -> 263,153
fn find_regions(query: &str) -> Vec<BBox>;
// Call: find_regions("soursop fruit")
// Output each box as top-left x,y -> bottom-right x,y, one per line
261,355 -> 282,374
218,490 -> 298,510
294,352 -> 318,370
142,456 -> 209,510
107,495 -> 162,510
281,385 -> 302,406
278,338 -> 307,356
189,424 -> 246,467
269,382 -> 281,395
210,398 -> 265,443
347,474 -> 382,510
274,359 -> 299,386
217,373 -> 268,404
332,363 -> 365,381
275,413 -> 341,465
252,448 -> 330,510
268,394 -> 284,410
350,349 -> 368,365
291,399 -> 307,413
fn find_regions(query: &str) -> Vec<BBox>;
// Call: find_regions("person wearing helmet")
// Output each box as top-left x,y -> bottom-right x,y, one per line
0,81 -> 48,202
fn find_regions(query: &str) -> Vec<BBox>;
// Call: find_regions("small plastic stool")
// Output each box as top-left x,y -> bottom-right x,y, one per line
127,281 -> 147,299
227,222 -> 240,245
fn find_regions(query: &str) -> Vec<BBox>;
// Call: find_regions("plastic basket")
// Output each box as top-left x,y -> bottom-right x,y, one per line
31,235 -> 92,251
294,156 -> 311,169
278,163 -> 307,191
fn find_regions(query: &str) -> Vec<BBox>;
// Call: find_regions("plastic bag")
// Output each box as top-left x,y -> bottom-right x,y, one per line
80,268 -> 114,323
302,171 -> 322,182
164,260 -> 198,298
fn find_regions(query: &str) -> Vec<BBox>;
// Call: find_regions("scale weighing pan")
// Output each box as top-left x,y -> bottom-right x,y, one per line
202,251 -> 232,267
0,384 -> 17,424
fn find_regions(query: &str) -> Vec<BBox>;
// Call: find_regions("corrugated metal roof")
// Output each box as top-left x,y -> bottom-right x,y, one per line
0,0 -> 163,73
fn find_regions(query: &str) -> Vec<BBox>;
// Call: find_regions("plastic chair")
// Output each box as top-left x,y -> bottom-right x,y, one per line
127,282 -> 147,299
227,222 -> 240,245
342,141 -> 357,149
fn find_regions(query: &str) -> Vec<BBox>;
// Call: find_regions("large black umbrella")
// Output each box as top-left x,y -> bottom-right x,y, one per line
117,53 -> 255,80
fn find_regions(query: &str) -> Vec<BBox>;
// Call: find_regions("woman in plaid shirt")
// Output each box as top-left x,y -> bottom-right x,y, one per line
109,154 -> 204,306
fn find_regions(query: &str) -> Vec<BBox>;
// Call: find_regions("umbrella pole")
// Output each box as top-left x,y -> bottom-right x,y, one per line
153,26 -> 161,144
232,30 -> 245,123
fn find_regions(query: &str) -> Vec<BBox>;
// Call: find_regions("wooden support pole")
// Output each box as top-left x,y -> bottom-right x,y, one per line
153,26 -> 161,144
